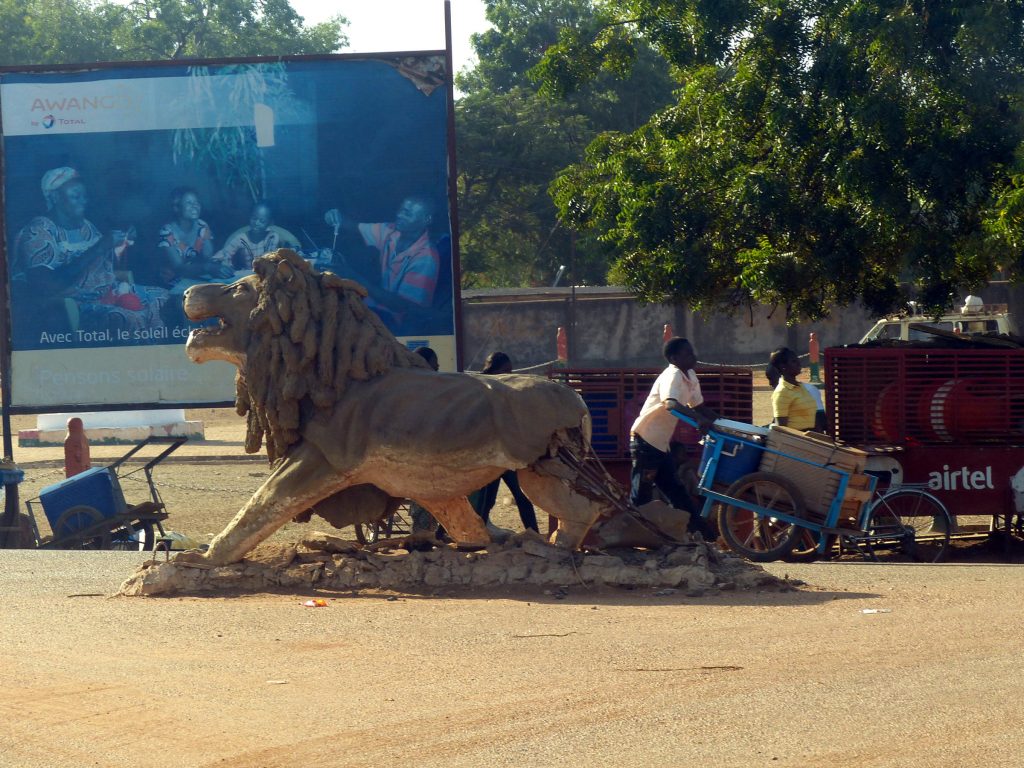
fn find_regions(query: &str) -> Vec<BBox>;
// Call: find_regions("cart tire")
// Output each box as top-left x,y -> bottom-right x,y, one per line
110,521 -> 156,551
137,522 -> 156,551
867,489 -> 952,563
354,522 -> 376,545
783,528 -> 837,563
717,472 -> 805,562
53,506 -> 108,550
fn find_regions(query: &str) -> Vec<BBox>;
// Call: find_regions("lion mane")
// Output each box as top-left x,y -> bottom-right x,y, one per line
238,248 -> 427,463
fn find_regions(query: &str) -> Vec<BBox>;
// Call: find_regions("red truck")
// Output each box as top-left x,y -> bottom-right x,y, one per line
825,345 -> 1024,536
547,366 -> 754,486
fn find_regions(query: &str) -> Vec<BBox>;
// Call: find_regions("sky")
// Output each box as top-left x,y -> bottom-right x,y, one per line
289,0 -> 491,72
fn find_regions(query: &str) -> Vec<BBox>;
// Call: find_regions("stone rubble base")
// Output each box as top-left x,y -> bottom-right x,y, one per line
119,531 -> 787,597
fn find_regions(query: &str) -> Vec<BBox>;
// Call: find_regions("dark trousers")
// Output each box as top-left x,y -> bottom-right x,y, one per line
478,470 -> 539,532
630,435 -> 708,534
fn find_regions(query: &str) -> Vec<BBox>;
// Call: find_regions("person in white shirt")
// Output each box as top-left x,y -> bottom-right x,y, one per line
630,337 -> 719,538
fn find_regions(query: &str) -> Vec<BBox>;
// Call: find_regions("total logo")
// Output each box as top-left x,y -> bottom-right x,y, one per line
927,464 -> 994,491
41,114 -> 54,129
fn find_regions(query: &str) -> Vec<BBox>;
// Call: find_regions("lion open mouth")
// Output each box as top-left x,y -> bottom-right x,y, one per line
187,316 -> 230,340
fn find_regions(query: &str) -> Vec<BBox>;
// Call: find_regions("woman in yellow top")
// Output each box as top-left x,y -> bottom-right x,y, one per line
768,347 -> 821,431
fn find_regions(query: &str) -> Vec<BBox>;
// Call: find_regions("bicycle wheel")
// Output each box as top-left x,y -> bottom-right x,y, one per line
354,512 -> 396,545
354,521 -> 379,545
867,489 -> 952,563
717,472 -> 805,562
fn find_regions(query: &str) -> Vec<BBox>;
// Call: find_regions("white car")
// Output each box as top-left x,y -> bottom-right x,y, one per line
859,296 -> 1017,343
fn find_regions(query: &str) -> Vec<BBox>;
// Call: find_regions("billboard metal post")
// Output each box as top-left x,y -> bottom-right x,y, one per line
444,0 -> 465,371
0,96 -> 17,546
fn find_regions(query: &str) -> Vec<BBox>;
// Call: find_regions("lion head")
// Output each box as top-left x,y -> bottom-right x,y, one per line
184,248 -> 428,462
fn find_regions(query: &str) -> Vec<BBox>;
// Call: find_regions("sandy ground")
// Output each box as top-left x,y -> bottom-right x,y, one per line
2,553 -> 1024,767
3,390 -> 1024,766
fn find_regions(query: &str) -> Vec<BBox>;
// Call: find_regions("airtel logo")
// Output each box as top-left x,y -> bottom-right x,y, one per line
927,465 -> 994,491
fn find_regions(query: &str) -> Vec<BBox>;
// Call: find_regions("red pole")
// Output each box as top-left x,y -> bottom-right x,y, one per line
663,323 -> 674,342
64,417 -> 91,478
556,326 -> 569,363
808,332 -> 821,383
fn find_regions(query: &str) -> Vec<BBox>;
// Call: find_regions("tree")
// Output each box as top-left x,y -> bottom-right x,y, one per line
0,0 -> 347,67
536,0 -> 1024,319
456,0 -> 675,288
107,0 -> 347,60
0,0 -> 120,65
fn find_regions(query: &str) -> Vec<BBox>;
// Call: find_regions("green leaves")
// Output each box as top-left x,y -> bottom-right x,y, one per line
537,0 -> 1024,320
456,0 -> 675,288
0,0 -> 347,66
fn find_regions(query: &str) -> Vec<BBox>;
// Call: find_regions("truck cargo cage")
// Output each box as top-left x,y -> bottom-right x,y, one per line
825,348 -> 1024,447
548,366 -> 753,483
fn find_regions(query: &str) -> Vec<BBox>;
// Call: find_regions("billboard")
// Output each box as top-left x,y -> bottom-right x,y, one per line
0,55 -> 457,411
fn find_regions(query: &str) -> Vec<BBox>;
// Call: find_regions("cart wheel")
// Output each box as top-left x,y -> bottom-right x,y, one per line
356,510 -> 400,544
783,527 -> 837,563
354,521 -> 378,545
110,521 -> 156,551
867,489 -> 952,563
717,472 -> 805,562
53,506 -> 108,550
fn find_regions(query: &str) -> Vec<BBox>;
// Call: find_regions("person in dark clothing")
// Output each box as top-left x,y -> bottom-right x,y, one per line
415,346 -> 439,371
410,346 -> 442,534
475,352 -> 540,534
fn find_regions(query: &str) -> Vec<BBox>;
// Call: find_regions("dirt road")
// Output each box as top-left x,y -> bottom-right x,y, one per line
1,551 -> 1023,768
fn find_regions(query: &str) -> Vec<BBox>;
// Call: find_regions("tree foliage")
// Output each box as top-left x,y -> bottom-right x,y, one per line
107,0 -> 346,60
456,0 -> 675,288
0,0 -> 347,66
537,0 -> 1024,319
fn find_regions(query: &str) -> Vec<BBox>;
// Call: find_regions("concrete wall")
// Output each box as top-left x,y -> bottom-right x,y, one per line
460,284 -> 1023,370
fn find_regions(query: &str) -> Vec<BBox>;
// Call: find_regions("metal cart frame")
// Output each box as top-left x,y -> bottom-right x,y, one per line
29,436 -> 187,551
678,411 -> 954,563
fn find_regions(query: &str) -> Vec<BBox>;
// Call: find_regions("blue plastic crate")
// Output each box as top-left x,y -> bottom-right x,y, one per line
699,434 -> 764,487
39,467 -> 127,536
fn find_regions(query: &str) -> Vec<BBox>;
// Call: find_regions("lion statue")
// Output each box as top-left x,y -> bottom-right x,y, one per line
182,249 -> 626,565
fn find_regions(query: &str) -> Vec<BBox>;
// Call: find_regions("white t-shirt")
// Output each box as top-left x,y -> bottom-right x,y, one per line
630,365 -> 704,452
804,382 -> 824,410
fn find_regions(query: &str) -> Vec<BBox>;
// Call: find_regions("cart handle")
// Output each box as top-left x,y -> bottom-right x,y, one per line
668,408 -> 729,438
108,436 -> 188,473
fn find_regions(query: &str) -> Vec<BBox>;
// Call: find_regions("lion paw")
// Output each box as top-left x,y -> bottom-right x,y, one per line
171,549 -> 212,567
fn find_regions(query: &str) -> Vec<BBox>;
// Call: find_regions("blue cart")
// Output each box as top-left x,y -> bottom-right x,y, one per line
29,436 -> 186,551
675,411 -> 954,563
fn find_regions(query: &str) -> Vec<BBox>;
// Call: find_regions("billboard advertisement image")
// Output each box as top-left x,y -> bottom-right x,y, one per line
1,55 -> 456,410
